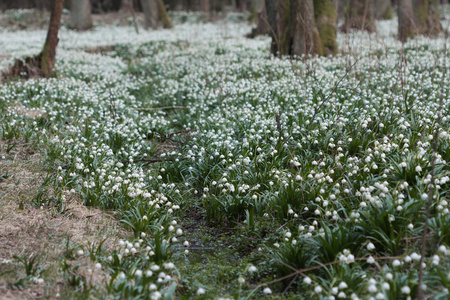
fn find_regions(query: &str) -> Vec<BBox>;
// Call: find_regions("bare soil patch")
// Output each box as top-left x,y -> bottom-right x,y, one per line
0,140 -> 128,299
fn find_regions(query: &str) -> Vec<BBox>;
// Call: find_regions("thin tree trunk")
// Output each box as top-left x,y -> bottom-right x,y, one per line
41,0 -> 64,77
398,0 -> 442,41
69,0 -> 92,31
120,0 -> 133,11
200,0 -> 210,12
247,0 -> 270,37
398,0 -> 415,42
265,0 -> 284,55
314,0 -> 338,55
374,0 -> 392,19
342,0 -> 376,32
413,0 -> 442,36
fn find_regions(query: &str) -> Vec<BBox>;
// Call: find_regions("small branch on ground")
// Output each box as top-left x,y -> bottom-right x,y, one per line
135,106 -> 187,111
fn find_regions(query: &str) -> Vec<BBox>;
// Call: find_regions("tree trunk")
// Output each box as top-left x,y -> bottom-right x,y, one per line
265,0 -> 289,55
413,0 -> 442,36
140,0 -> 173,29
374,0 -> 392,19
398,0 -> 442,42
246,0 -> 270,37
120,0 -> 133,11
69,0 -> 92,31
265,0 -> 336,57
157,0 -> 173,28
200,0 -> 210,12
291,0 -> 323,56
314,0 -> 338,55
398,0 -> 415,42
342,0 -> 376,32
335,0 -> 349,20
41,0 -> 64,77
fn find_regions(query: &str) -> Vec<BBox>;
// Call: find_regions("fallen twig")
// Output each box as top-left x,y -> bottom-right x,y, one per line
135,106 -> 187,111
165,129 -> 198,139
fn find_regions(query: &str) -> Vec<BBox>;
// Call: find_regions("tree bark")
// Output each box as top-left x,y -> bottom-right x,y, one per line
157,0 -> 173,28
69,0 -> 93,31
41,0 -> 64,77
140,0 -> 173,29
342,0 -> 376,32
120,0 -> 133,11
398,0 -> 442,42
398,0 -> 415,42
265,0 -> 289,55
200,0 -> 210,12
291,0 -> 323,56
413,0 -> 442,36
374,0 -> 392,19
265,0 -> 337,57
141,0 -> 159,29
314,0 -> 338,54
247,0 -> 270,37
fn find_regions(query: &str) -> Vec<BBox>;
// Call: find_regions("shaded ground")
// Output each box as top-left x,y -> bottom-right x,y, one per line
0,140 -> 129,299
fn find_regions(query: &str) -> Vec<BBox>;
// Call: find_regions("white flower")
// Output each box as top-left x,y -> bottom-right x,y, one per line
392,259 -> 401,267
338,282 -> 348,289
238,276 -> 245,284
95,263 -> 102,269
410,252 -> 421,261
164,262 -> 175,269
382,282 -> 390,290
248,265 -> 257,273
367,243 -> 375,250
135,270 -> 142,276
196,287 -> 206,295
347,254 -> 355,263
263,287 -> 272,294
150,265 -> 160,271
314,285 -> 323,293
367,284 -> 377,293
401,286 -> 411,294
367,256 -> 375,264
303,277 -> 312,285
151,291 -> 162,300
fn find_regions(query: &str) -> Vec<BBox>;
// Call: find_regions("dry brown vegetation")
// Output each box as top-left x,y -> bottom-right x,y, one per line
0,141 -> 129,299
